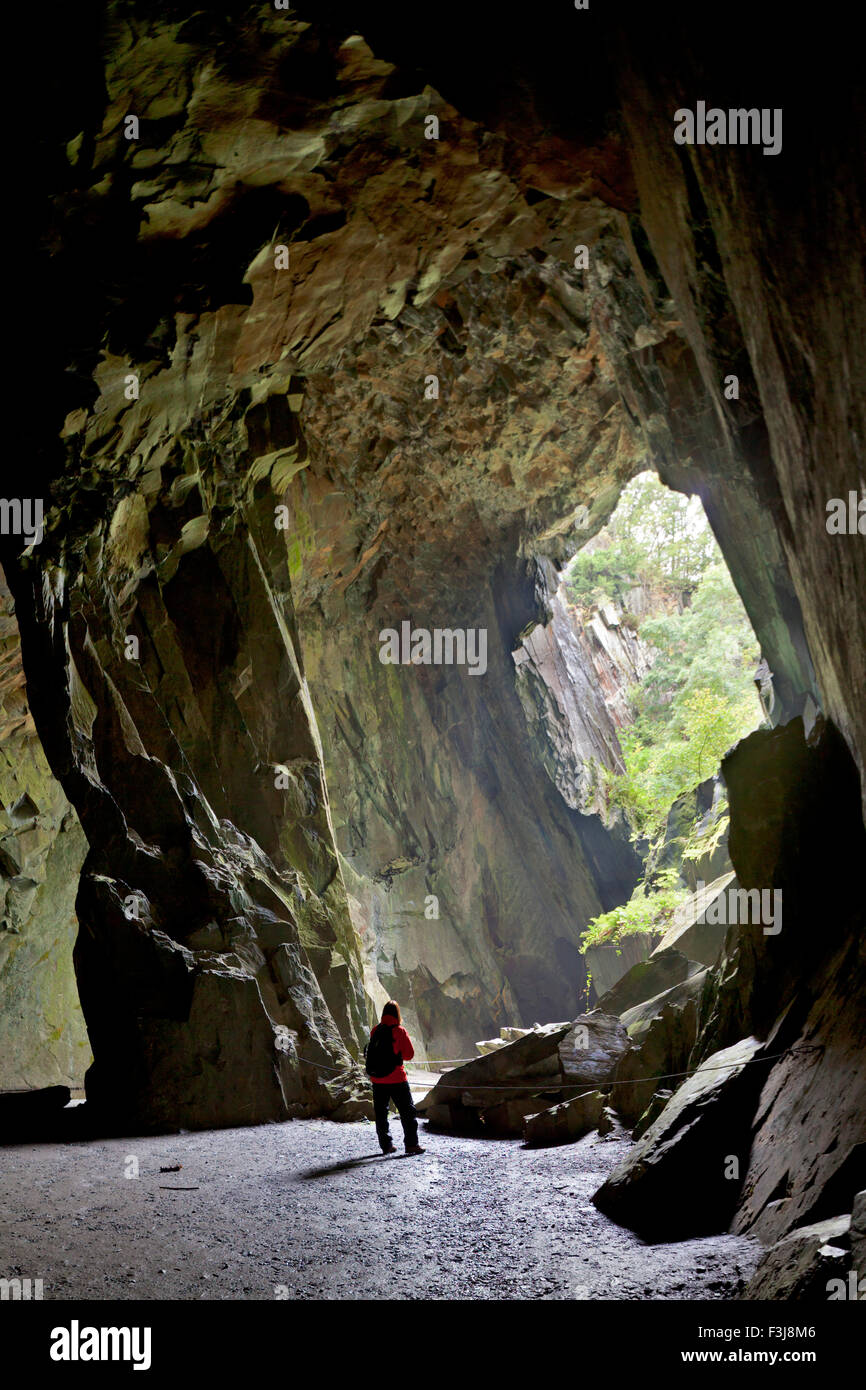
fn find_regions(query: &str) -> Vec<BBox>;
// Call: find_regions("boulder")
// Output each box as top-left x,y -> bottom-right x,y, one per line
0,1086 -> 72,1142
416,1021 -> 572,1130
558,1011 -> 630,1086
651,873 -> 737,968
417,1022 -> 570,1108
0,1084 -> 70,1115
593,1036 -> 769,1240
523,1090 -> 605,1147
745,1216 -> 851,1300
418,1014 -> 629,1136
596,948 -> 704,1017
422,1100 -> 482,1132
619,970 -> 708,1045
330,1098 -> 375,1122
418,1013 -> 635,1136
456,1076 -> 567,1107
597,1105 -> 625,1138
484,1094 -> 567,1136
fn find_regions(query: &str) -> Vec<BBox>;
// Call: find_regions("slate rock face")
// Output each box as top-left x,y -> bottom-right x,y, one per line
595,719 -> 866,1250
511,586 -> 655,821
745,1217 -> 852,1301
850,1192 -> 866,1283
593,1037 -> 769,1240
0,571 -> 90,1091
708,720 -> 866,1245
597,949 -> 703,1017
612,971 -> 706,1130
523,1090 -> 606,1148
558,1011 -> 630,1087
6,448 -> 376,1128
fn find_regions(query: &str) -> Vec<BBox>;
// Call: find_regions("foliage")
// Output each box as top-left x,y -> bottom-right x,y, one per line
564,471 -> 716,609
569,471 -> 766,947
628,563 -> 763,729
580,883 -> 689,951
564,537 -> 649,608
681,801 -> 731,868
612,685 -> 760,838
565,474 -> 764,839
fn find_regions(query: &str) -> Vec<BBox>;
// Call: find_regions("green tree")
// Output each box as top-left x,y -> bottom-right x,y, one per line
563,474 -> 765,841
567,471 -> 766,944
564,471 -> 716,609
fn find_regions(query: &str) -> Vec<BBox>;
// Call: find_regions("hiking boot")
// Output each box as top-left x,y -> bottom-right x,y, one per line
404,1145 -> 426,1156
381,1143 -> 397,1155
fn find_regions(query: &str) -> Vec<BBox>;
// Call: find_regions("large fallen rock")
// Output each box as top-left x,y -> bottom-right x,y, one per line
416,1021 -> 572,1132
418,1016 -> 626,1136
745,1216 -> 851,1300
613,971 -> 707,1129
593,1036 -> 769,1240
651,874 -> 737,969
476,1023 -> 569,1056
596,948 -> 704,1016
483,1093 -> 569,1136
619,971 -> 708,1045
558,1011 -> 630,1085
523,1090 -> 605,1147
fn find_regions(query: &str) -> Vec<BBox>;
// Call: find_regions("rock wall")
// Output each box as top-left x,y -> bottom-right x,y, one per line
608,5 -> 864,800
594,716 -> 866,1251
0,570 -> 90,1090
5,455 -> 372,1129
300,568 -> 644,1061
703,717 -> 866,1243
512,575 -> 655,818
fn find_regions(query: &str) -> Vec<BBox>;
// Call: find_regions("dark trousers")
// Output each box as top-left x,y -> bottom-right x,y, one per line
372,1081 -> 419,1151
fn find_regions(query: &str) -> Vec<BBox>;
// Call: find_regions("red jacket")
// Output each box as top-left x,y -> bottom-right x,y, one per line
369,1022 -> 415,1084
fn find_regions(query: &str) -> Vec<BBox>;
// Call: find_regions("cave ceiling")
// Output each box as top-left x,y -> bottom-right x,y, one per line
45,8 -> 650,626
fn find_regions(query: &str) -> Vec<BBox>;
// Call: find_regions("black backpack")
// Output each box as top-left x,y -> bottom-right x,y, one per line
364,1023 -> 402,1078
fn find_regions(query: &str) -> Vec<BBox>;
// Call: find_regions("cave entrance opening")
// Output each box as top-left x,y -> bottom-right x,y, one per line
540,469 -> 767,1004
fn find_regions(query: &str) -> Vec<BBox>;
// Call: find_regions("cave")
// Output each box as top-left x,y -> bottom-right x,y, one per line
1,0 -> 864,1325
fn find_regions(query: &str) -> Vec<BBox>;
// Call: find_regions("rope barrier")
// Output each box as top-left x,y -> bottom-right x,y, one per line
405,1044 -> 822,1091
302,1042 -> 822,1092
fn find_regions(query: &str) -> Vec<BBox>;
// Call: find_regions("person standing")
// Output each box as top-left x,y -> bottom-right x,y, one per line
364,1002 -> 425,1156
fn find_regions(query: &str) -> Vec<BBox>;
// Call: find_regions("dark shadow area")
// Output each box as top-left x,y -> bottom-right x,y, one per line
297,1153 -> 396,1179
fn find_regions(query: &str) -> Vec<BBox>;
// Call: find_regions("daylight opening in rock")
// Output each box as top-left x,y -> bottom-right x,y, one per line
516,470 -> 766,1007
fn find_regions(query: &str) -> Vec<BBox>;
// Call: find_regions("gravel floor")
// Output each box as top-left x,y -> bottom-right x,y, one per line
0,1117 -> 761,1301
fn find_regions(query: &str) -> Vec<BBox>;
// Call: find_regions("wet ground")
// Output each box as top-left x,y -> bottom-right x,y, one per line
0,1116 -> 761,1301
